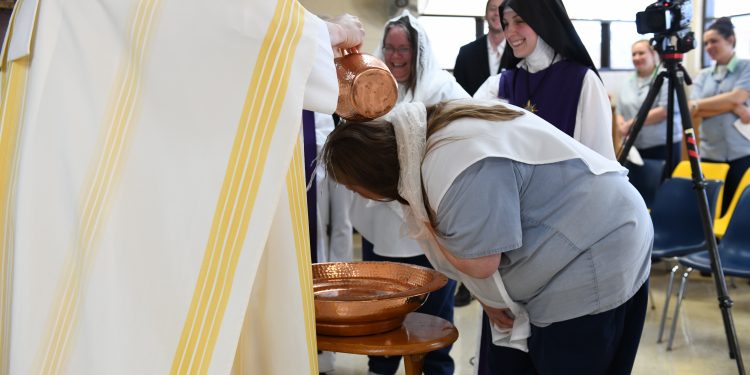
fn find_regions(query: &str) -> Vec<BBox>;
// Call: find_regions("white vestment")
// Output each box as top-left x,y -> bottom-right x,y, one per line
0,0 -> 336,374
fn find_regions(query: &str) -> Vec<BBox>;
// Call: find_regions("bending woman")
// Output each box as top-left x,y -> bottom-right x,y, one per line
689,17 -> 750,215
474,0 -> 614,159
323,100 -> 652,374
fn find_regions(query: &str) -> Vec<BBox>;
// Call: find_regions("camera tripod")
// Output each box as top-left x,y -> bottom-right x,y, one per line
617,49 -> 745,374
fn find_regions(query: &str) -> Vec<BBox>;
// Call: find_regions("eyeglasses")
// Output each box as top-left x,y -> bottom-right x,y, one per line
382,46 -> 411,56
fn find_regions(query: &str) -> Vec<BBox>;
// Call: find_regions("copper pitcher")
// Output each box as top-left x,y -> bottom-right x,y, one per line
335,48 -> 398,122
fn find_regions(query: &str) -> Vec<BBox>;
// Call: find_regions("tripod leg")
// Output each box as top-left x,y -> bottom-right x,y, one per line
667,267 -> 692,351
672,63 -> 745,373
657,265 -> 679,343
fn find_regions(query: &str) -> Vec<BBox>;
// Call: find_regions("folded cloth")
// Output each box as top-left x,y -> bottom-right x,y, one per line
626,146 -> 644,166
734,119 -> 750,142
462,272 -> 531,351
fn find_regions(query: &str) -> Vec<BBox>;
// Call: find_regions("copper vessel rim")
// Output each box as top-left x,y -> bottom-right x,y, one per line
312,261 -> 448,301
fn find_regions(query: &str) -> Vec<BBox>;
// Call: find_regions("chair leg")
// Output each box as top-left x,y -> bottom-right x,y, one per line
667,267 -> 693,351
658,265 -> 679,343
648,286 -> 656,310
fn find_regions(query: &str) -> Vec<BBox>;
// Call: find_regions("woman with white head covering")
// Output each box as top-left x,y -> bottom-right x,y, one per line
347,11 -> 468,375
473,0 -> 615,160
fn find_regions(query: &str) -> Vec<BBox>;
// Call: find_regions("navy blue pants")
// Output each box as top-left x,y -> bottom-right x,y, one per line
638,141 -> 682,174
479,280 -> 649,375
362,238 -> 457,375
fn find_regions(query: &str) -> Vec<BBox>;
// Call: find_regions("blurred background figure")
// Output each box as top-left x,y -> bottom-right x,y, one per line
453,0 -> 506,96
615,39 -> 682,171
689,17 -> 750,215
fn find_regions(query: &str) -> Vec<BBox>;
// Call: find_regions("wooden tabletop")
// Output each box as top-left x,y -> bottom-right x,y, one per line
317,312 -> 458,356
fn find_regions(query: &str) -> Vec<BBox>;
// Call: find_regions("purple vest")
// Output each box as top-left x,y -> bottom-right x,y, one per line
499,60 -> 589,137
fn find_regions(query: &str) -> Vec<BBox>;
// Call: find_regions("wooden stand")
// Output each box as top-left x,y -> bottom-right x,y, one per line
317,312 -> 459,375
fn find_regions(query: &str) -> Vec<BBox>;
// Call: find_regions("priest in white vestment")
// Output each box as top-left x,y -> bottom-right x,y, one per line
0,0 -> 362,374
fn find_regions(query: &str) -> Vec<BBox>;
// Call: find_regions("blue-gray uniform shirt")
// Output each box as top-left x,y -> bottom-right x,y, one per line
434,157 -> 653,326
690,57 -> 750,161
616,71 -> 682,149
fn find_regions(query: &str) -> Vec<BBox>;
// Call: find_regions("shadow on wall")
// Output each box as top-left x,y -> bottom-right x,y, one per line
300,0 -> 410,53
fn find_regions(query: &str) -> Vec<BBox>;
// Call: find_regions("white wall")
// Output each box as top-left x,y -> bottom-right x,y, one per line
300,0 -> 401,54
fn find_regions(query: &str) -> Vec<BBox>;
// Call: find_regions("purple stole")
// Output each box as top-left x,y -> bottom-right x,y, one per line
498,60 -> 589,137
302,110 -> 317,263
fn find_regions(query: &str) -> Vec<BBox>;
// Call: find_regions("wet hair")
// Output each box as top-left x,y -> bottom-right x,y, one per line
382,17 -> 419,94
707,17 -> 736,48
321,102 -> 524,211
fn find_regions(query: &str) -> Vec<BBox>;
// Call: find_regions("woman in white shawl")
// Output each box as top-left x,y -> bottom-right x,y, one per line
347,11 -> 468,375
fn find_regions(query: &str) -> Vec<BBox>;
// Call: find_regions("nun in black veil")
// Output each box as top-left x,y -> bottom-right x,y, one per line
472,1 -> 647,374
474,0 -> 616,160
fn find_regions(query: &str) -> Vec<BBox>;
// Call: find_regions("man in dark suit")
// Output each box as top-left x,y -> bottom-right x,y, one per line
453,0 -> 506,96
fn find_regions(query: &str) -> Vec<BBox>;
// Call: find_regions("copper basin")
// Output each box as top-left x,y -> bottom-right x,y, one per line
313,261 -> 448,336
335,48 -> 398,121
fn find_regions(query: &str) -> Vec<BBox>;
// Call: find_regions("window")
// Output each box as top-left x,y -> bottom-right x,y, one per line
610,22 -> 644,70
571,20 -> 602,69
565,0 -> 655,21
713,1 -> 750,17
418,16 -> 478,70
417,0 -> 485,17
733,15 -> 750,60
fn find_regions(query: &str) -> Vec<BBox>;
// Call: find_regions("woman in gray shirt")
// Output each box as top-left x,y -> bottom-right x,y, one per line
323,100 -> 652,374
689,17 -> 750,215
616,39 -> 682,169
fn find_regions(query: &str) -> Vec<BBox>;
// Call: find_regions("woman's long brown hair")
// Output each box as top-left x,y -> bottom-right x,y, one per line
322,102 -> 523,212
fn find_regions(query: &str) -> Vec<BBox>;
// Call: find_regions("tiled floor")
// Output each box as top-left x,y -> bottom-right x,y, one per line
324,243 -> 750,374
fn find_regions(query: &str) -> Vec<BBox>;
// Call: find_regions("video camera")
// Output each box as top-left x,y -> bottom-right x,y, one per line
635,0 -> 695,54
636,0 -> 691,34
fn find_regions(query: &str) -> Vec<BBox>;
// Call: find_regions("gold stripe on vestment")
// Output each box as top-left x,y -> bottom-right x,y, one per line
170,0 -> 305,373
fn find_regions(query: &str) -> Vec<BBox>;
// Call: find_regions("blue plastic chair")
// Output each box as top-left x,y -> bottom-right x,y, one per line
627,158 -> 666,209
662,187 -> 750,349
651,178 -> 722,260
649,178 -> 723,345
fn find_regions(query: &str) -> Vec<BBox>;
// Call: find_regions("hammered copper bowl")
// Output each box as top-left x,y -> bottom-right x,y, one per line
313,261 -> 448,337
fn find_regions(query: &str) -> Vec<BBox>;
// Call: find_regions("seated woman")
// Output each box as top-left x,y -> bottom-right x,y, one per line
322,100 -> 652,374
616,39 -> 682,170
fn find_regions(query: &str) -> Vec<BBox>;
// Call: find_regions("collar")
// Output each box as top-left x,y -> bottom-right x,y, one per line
632,67 -> 658,82
486,34 -> 504,54
712,53 -> 739,74
516,37 -> 558,73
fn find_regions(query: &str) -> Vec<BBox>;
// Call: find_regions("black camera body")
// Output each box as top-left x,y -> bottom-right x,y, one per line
636,0 -> 695,55
636,0 -> 692,35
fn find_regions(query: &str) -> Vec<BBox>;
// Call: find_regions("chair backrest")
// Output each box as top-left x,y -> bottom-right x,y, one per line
719,187 -> 750,262
650,178 -> 722,255
628,159 -> 666,209
672,161 -> 730,221
713,168 -> 750,238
